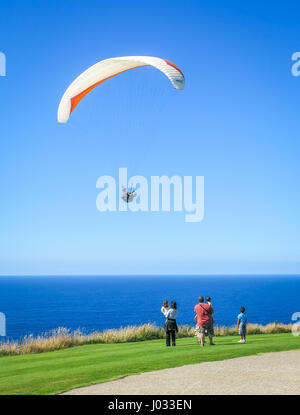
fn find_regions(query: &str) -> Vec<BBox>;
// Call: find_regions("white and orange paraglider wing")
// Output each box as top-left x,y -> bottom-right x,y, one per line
57,56 -> 185,123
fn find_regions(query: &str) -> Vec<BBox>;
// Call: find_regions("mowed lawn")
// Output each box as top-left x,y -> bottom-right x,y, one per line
0,333 -> 299,395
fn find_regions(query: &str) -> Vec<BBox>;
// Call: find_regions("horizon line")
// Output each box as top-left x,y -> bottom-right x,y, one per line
1,273 -> 300,278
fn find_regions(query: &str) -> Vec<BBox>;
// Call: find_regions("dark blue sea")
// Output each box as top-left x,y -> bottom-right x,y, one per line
0,275 -> 299,340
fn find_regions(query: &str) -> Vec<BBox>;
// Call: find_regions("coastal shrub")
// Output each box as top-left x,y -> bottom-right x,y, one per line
0,322 -> 297,357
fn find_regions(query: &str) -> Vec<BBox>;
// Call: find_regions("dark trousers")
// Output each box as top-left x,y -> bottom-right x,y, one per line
166,330 -> 176,346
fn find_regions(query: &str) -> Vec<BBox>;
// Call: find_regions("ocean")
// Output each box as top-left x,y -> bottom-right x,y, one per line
0,275 -> 299,340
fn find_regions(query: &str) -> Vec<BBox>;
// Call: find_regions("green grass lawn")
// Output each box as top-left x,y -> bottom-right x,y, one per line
0,333 -> 299,395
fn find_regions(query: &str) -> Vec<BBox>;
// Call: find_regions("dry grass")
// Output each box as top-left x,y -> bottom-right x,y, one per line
213,322 -> 294,336
0,322 -> 297,357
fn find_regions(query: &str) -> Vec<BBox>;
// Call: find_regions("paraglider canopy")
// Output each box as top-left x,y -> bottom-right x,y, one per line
57,56 -> 185,123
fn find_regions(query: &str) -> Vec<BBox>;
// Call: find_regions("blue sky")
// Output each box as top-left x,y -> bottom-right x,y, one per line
0,0 -> 300,275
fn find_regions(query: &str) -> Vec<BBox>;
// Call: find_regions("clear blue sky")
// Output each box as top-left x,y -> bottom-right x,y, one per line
0,0 -> 300,275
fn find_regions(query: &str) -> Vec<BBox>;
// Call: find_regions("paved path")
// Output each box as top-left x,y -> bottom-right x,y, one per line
62,350 -> 300,395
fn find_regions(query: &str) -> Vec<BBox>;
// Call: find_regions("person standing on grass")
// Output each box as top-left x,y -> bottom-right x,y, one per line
164,301 -> 178,347
237,306 -> 247,343
194,296 -> 215,347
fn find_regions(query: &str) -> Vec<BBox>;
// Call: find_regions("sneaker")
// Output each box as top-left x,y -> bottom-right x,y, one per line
238,340 -> 243,343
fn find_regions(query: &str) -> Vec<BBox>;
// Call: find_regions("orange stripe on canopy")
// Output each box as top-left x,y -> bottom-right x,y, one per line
70,65 -> 149,115
164,59 -> 185,78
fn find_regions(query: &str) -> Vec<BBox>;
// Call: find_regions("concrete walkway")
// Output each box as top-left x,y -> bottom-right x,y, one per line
62,350 -> 300,395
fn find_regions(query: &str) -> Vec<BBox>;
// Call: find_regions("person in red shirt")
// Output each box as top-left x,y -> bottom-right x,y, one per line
194,296 -> 215,347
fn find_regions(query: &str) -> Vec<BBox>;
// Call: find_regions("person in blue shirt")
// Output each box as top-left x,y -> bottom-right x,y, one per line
237,306 -> 247,343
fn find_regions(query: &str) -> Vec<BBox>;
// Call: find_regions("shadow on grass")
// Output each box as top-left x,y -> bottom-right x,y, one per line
174,339 -> 246,348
